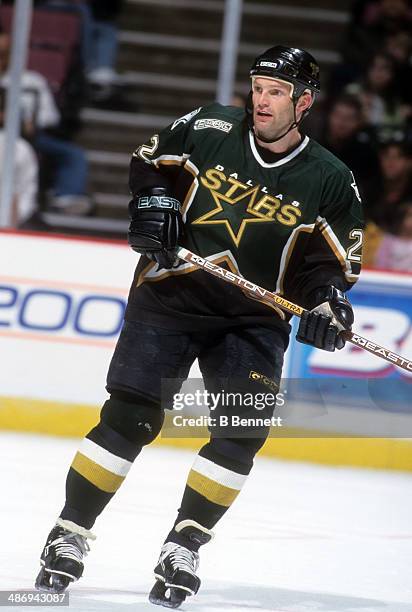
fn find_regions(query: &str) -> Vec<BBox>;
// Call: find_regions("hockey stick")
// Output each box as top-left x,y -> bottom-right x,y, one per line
176,246 -> 412,373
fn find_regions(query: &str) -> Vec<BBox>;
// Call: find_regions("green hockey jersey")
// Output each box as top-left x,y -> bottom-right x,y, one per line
126,103 -> 364,338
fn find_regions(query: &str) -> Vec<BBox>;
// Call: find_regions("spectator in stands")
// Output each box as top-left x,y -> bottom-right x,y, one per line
84,1 -> 124,90
384,28 -> 412,63
0,88 -> 39,228
0,33 -> 91,215
330,0 -> 412,97
349,0 -> 381,27
343,0 -> 412,68
36,0 -> 124,102
319,94 -> 381,214
373,137 -> 412,226
345,51 -> 410,126
383,29 -> 412,106
366,201 -> 412,270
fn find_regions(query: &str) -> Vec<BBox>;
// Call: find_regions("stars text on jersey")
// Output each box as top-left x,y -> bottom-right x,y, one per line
192,165 -> 302,246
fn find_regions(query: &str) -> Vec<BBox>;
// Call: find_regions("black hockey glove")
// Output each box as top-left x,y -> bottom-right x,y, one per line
296,286 -> 354,352
128,186 -> 183,269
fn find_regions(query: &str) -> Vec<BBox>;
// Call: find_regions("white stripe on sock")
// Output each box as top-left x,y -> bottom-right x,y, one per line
78,438 -> 133,477
191,455 -> 247,491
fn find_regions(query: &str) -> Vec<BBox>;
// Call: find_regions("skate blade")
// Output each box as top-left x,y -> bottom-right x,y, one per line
35,568 -> 72,593
149,580 -> 187,609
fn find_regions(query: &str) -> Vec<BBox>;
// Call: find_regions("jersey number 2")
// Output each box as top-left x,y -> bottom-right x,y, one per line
135,135 -> 159,162
347,229 -> 363,263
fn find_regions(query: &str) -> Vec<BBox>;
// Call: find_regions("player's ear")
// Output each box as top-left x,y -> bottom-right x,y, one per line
296,91 -> 313,118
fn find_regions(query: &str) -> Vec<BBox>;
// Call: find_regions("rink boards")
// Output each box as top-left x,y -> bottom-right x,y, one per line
0,230 -> 411,471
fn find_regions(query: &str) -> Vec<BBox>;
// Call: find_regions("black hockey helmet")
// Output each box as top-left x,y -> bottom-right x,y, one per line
249,45 -> 320,99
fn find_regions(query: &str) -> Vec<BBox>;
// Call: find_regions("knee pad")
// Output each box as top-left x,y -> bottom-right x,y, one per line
100,391 -> 164,446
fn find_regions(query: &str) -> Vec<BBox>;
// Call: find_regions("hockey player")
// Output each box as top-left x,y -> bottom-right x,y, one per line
35,46 -> 363,608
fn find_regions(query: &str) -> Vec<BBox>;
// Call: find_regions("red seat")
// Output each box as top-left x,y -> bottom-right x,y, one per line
31,9 -> 81,51
27,47 -> 70,95
0,5 -> 80,51
0,5 -> 13,33
0,6 -> 81,97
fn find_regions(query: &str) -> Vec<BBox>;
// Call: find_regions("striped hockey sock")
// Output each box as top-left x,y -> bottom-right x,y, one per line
60,421 -> 141,529
166,440 -> 252,550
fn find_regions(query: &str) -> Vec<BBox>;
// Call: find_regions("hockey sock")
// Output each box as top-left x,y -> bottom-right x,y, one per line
60,421 -> 141,529
165,439 -> 254,551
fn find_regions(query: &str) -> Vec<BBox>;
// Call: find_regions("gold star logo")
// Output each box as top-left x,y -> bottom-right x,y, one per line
192,184 -> 274,247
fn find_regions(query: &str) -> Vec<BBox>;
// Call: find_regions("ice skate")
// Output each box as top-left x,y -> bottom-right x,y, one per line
35,518 -> 95,593
149,520 -> 213,609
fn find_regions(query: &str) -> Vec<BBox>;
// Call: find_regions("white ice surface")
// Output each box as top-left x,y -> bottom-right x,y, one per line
0,432 -> 412,611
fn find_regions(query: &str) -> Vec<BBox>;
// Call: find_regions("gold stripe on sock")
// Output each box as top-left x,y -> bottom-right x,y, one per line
187,469 -> 240,507
71,452 -> 125,493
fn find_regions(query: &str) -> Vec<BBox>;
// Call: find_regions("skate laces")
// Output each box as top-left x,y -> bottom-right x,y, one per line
164,543 -> 199,575
51,530 -> 90,564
